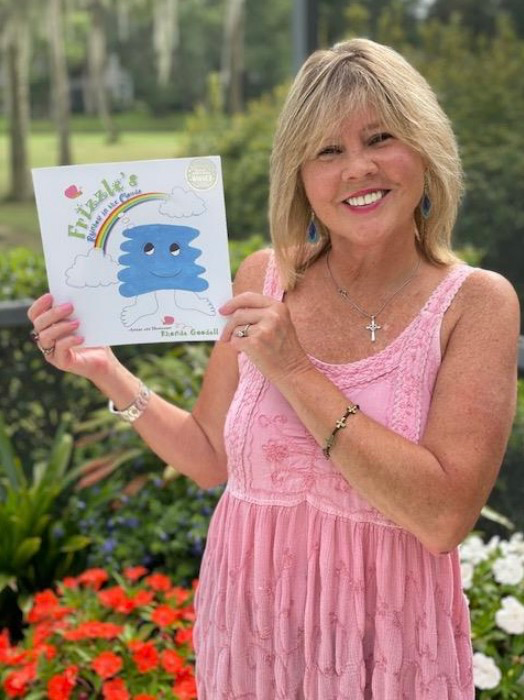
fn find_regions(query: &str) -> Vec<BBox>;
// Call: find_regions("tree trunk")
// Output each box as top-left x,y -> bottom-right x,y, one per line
221,0 -> 245,114
153,0 -> 179,88
4,7 -> 32,202
87,0 -> 118,143
49,0 -> 72,165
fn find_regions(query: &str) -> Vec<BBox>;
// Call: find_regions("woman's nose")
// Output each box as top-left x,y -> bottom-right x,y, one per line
341,151 -> 378,180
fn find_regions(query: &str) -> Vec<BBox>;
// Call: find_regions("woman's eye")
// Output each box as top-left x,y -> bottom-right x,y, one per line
317,145 -> 342,159
170,243 -> 181,256
143,242 -> 155,255
369,132 -> 392,146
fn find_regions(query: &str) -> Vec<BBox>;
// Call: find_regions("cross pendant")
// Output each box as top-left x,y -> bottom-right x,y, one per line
366,316 -> 381,342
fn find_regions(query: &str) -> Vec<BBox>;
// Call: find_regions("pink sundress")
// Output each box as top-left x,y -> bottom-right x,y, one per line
194,253 -> 475,699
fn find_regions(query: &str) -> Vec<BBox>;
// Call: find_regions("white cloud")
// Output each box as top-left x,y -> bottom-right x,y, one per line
65,247 -> 118,288
159,187 -> 206,218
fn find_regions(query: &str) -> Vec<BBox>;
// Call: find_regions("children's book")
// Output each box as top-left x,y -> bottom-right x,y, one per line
32,157 -> 232,346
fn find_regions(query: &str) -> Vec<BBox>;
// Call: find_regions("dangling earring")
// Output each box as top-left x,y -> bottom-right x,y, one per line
421,192 -> 432,219
420,176 -> 432,219
307,212 -> 319,243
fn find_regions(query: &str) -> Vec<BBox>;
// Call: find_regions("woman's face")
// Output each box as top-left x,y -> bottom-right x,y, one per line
300,106 -> 425,250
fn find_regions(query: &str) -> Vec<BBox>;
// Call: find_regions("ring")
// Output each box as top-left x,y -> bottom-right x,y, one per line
29,329 -> 39,343
236,323 -> 251,338
37,342 -> 55,356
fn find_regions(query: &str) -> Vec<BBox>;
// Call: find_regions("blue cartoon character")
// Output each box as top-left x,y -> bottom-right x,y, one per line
118,224 -> 215,327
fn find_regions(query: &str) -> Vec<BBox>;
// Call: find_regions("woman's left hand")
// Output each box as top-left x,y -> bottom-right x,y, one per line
219,292 -> 312,384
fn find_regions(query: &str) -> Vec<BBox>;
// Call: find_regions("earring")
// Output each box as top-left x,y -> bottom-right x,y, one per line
420,191 -> 432,219
307,212 -> 319,243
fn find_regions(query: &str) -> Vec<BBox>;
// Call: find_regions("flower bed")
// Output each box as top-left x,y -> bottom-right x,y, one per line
0,568 -> 197,699
461,532 -> 524,697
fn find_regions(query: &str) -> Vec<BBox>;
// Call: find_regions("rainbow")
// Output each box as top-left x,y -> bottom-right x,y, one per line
94,192 -> 169,251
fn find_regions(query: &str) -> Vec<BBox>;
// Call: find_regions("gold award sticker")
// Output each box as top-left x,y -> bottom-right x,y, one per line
185,158 -> 218,190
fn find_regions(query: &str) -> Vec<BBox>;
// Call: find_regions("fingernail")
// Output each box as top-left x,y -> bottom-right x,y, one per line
59,303 -> 73,312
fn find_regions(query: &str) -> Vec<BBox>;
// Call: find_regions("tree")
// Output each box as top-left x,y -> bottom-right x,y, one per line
153,0 -> 179,88
85,0 -> 118,143
221,0 -> 245,114
2,0 -> 32,201
48,0 -> 72,165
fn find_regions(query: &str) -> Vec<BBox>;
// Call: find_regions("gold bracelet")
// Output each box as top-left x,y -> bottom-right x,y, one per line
323,403 -> 360,459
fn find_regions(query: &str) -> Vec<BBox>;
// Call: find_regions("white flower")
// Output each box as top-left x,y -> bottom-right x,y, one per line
501,532 -> 524,559
460,535 -> 489,565
492,554 -> 524,585
473,652 -> 502,690
495,596 -> 524,634
485,535 -> 501,554
460,561 -> 474,590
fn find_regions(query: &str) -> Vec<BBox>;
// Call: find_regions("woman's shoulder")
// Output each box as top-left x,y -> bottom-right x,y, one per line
458,267 -> 519,316
449,266 -> 520,340
233,247 -> 273,295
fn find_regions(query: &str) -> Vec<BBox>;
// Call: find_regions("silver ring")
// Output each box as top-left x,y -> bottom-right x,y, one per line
236,323 -> 251,338
37,342 -> 55,356
30,329 -> 39,343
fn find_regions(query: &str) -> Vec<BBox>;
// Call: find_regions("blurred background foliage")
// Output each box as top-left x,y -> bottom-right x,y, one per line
0,0 -> 523,640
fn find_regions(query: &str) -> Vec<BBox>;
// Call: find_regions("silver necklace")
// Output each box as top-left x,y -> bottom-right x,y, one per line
326,252 -> 421,342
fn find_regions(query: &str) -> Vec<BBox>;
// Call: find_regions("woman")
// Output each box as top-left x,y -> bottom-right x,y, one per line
28,39 -> 518,699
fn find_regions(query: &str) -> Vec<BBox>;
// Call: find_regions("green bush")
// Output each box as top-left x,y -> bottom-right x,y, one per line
72,474 -> 222,586
460,532 -> 524,698
0,417 -> 92,639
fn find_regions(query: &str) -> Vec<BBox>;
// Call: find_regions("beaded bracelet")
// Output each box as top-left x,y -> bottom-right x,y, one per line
323,403 -> 360,459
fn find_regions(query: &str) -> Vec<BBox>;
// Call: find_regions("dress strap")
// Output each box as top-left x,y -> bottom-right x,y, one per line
423,264 -> 476,319
262,249 -> 285,300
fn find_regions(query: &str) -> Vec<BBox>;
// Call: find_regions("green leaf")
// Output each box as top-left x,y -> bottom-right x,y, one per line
480,505 -> 515,530
12,537 -> 41,568
42,429 -> 74,489
0,573 -> 16,593
60,534 -> 91,553
0,413 -> 27,491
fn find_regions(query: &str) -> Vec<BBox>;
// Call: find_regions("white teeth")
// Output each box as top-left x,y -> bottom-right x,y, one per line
346,190 -> 385,207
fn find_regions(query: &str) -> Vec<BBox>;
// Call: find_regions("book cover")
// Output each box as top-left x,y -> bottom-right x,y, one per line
32,156 -> 232,346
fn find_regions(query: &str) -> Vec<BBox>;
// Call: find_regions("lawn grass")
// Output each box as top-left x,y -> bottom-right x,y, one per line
0,129 -> 184,252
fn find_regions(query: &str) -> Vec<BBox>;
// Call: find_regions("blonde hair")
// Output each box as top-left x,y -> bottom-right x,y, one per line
269,38 -> 463,289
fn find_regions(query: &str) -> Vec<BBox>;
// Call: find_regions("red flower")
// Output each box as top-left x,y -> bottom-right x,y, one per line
92,650 -> 123,679
60,576 -> 79,589
134,696 -> 156,700
3,662 -> 37,698
33,620 -> 60,645
175,627 -> 193,648
102,678 -> 130,700
151,604 -> 182,627
78,568 -> 109,590
123,566 -> 148,581
98,586 -> 135,614
165,587 -> 191,605
172,667 -> 197,700
144,572 -> 171,591
131,590 -> 154,608
161,648 -> 185,674
128,640 -> 159,673
47,665 -> 78,700
63,620 -> 123,641
27,590 -> 71,623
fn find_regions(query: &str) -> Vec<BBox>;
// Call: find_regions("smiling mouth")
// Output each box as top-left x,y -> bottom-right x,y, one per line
344,190 -> 389,207
150,270 -> 181,278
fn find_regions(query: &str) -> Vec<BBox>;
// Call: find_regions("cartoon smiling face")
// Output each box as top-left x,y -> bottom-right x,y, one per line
117,224 -> 209,297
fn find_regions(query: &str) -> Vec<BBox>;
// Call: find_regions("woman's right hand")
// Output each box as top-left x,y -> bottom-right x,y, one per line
27,293 -> 117,381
